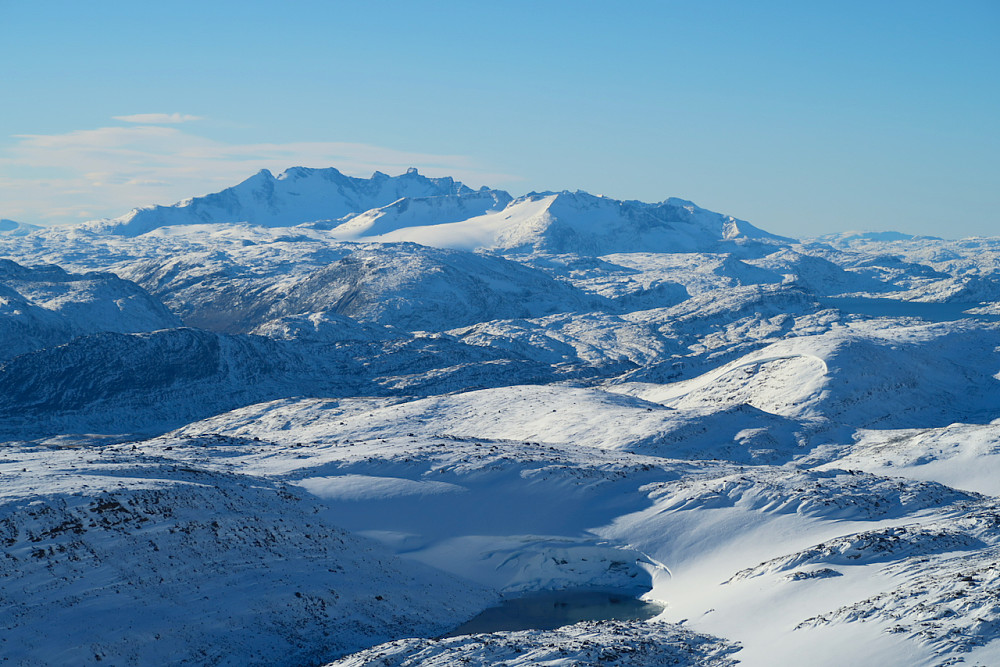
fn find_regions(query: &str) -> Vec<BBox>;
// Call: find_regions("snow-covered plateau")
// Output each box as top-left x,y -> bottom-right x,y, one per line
2,166 -> 1000,666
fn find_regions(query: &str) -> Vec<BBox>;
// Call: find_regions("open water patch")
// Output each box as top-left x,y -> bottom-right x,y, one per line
444,588 -> 665,636
818,297 -> 1000,323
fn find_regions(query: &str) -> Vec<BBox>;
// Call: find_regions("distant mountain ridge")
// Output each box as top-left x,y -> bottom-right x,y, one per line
76,167 -> 792,254
86,166 -> 489,237
0,219 -> 42,236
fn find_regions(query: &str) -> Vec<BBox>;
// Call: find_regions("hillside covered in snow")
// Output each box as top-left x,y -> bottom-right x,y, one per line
2,167 -> 1000,666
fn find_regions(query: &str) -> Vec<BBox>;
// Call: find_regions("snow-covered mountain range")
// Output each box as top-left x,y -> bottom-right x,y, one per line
2,167 -> 1000,666
79,166 -> 788,254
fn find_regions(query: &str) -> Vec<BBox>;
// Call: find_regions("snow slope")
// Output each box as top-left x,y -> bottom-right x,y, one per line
326,189 -> 513,239
619,318 -> 1000,429
0,447 -> 491,666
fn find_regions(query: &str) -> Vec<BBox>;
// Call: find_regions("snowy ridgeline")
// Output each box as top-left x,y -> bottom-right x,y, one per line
2,167 -> 1000,666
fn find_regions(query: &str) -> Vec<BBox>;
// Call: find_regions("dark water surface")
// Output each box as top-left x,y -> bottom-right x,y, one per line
445,589 -> 665,636
819,297 -> 1000,323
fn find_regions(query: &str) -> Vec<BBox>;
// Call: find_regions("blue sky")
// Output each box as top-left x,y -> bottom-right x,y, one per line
1,1 -> 997,238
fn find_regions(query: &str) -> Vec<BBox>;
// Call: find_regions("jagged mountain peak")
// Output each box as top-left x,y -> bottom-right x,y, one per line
82,167 -> 492,237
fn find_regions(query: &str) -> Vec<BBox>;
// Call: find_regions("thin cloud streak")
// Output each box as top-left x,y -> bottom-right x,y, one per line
113,113 -> 203,124
0,124 -> 520,225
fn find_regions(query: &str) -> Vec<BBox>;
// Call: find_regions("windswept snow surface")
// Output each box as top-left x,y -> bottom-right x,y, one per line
3,168 -> 1000,666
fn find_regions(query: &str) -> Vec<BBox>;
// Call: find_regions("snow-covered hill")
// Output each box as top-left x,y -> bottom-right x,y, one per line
0,326 -> 563,439
0,259 -> 181,360
236,242 -> 606,332
619,318 -> 1000,429
0,219 -> 42,236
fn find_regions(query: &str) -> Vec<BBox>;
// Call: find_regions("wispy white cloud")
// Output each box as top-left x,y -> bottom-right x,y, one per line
0,123 -> 519,225
113,113 -> 203,124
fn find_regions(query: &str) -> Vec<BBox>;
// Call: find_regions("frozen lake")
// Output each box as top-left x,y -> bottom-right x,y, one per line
445,589 -> 665,636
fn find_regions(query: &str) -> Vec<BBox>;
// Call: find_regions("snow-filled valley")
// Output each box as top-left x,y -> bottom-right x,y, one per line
2,166 -> 1000,666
